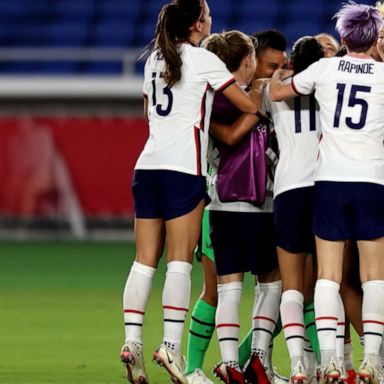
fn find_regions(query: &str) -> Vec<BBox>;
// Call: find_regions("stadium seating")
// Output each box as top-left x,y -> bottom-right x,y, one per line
0,0 -> 378,75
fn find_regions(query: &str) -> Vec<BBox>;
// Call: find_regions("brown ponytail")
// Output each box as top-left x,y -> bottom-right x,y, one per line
154,0 -> 204,87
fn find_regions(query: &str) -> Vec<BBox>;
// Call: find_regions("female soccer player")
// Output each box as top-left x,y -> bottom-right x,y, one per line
202,31 -> 284,384
315,33 -> 340,58
119,2 -> 262,384
261,36 -> 324,384
184,30 -> 259,384
270,3 -> 384,384
185,29 -> 289,384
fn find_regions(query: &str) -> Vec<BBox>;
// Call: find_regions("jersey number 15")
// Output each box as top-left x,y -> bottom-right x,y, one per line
333,83 -> 371,130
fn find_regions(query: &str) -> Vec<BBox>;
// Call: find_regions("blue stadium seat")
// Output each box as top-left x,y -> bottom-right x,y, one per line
53,0 -> 96,20
83,61 -> 123,75
141,1 -> 163,24
211,16 -> 230,34
284,1 -> 326,22
237,0 -> 279,23
209,0 -> 233,22
282,20 -> 323,47
48,22 -> 89,47
92,21 -> 134,47
0,22 -> 51,47
98,0 -> 141,22
134,21 -> 156,48
34,61 -> 79,75
13,24 -> 49,47
0,61 -> 38,74
236,21 -> 278,36
0,0 -> 29,18
0,0 -> 377,75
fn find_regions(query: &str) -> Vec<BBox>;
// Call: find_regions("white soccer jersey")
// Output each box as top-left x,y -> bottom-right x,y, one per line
134,43 -> 235,176
292,55 -> 384,185
262,83 -> 321,198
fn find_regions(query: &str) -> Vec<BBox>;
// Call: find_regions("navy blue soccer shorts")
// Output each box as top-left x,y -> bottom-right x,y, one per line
314,181 -> 384,241
209,210 -> 278,276
132,169 -> 207,220
274,186 -> 315,254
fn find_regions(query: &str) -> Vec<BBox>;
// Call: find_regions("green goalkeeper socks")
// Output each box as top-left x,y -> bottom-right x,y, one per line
186,299 -> 216,375
304,299 -> 320,364
238,328 -> 253,368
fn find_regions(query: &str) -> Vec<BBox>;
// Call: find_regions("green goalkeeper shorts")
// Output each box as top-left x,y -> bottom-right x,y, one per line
195,209 -> 215,262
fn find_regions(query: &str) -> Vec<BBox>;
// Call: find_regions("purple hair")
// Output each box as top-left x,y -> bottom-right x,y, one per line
334,1 -> 383,52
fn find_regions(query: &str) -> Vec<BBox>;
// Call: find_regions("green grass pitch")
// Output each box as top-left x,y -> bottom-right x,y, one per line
0,241 -> 362,384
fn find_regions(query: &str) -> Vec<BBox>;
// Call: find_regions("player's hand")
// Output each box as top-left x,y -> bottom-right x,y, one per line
250,78 -> 269,93
272,68 -> 294,81
248,86 -> 263,105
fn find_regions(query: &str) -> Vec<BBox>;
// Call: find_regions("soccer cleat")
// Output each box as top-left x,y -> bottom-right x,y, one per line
346,369 -> 356,384
213,362 -> 228,383
317,358 -> 341,384
213,363 -> 245,384
289,360 -> 308,384
185,369 -> 214,384
120,342 -> 149,384
356,357 -> 384,384
152,344 -> 187,384
243,353 -> 271,384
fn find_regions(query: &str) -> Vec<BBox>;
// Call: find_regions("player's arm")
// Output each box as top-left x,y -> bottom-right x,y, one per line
209,112 -> 260,146
269,68 -> 297,101
210,81 -> 265,145
221,81 -> 263,114
143,95 -> 148,118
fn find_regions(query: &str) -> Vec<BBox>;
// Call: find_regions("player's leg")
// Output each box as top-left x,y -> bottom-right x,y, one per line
313,181 -> 351,383
304,298 -> 320,368
340,241 -> 363,336
121,170 -> 167,384
303,256 -> 319,378
348,182 -> 384,384
210,210 -> 247,384
245,268 -> 282,384
339,241 -> 362,383
242,212 -> 282,384
278,247 -> 308,384
343,321 -> 356,384
147,170 -> 207,384
275,187 -> 317,383
186,210 -> 217,384
217,273 -> 244,365
314,236 -> 344,383
356,237 -> 384,383
153,199 -> 205,384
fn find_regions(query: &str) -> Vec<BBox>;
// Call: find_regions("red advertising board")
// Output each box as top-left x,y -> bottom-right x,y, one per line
0,116 -> 148,217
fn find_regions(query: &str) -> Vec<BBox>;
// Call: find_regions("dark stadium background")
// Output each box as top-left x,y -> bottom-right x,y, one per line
0,1 -> 370,383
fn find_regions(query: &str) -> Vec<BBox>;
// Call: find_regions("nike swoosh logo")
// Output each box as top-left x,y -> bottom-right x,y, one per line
165,348 -> 173,364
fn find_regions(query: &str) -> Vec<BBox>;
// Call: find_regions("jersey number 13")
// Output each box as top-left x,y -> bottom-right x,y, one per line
151,72 -> 173,116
